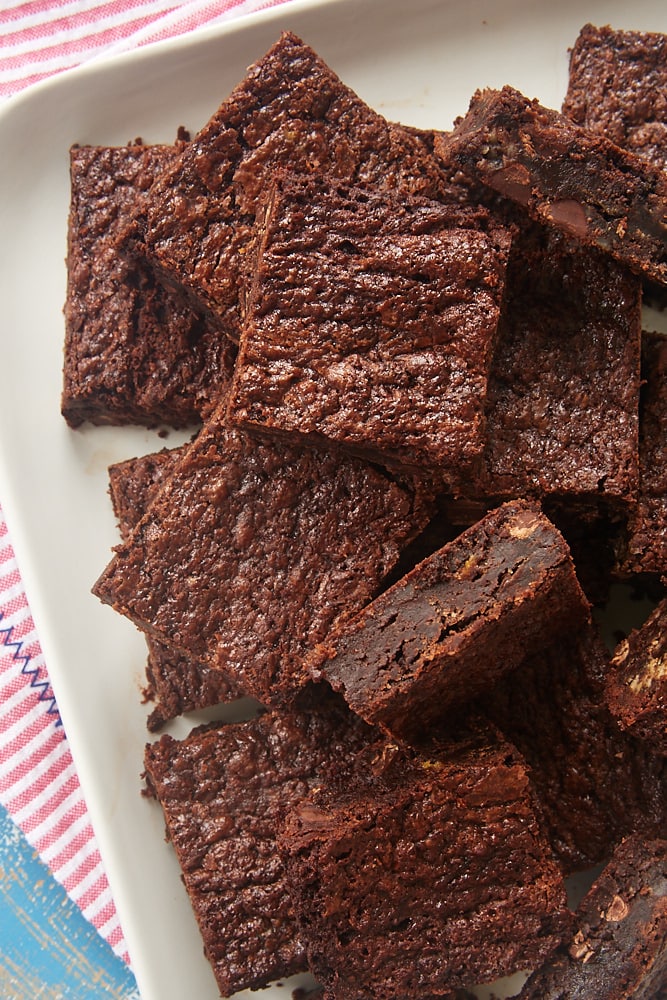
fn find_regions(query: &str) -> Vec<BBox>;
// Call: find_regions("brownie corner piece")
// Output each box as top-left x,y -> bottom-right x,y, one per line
134,31 -> 458,344
63,141 -> 235,430
310,498 -> 590,740
434,85 -> 667,287
226,174 -> 511,484
563,22 -> 667,173
517,833 -> 667,999
280,733 -> 571,999
143,695 -> 374,996
94,411 -> 435,706
606,597 -> 667,755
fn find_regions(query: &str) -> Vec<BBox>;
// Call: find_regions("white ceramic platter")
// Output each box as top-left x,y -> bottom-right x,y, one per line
1,0 -> 665,997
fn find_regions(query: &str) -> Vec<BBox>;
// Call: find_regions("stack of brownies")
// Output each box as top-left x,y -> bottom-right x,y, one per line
63,24 -> 667,999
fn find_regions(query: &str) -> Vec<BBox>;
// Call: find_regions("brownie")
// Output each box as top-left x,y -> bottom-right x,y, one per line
226,175 -> 510,485
563,23 -> 667,173
93,403 -> 434,705
517,834 -> 667,999
108,448 -> 244,730
434,86 -> 667,286
618,332 -> 667,578
62,141 -> 235,428
119,32 -> 469,341
606,597 -> 667,755
280,732 -> 571,999
478,218 -> 641,507
143,690 -> 375,997
309,499 -> 590,741
478,620 -> 667,872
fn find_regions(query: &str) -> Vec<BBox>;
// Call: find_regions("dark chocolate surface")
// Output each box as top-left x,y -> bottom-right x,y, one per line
227,176 -> 509,485
63,142 -> 235,428
94,407 -> 434,705
435,86 -> 667,286
564,23 -> 667,172
310,500 -> 590,739
518,835 -> 667,999
281,735 -> 571,999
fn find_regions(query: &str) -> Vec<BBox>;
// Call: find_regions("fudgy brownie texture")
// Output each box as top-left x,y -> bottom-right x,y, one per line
280,733 -> 571,999
108,448 -> 244,729
563,23 -> 667,173
94,404 -> 434,705
226,176 -> 510,486
517,834 -> 667,999
143,690 -> 375,997
477,620 -> 667,873
63,142 -> 236,428
606,598 -> 667,756
618,332 -> 667,578
119,32 -> 471,341
309,499 -> 590,740
434,86 -> 667,286
478,217 -> 641,506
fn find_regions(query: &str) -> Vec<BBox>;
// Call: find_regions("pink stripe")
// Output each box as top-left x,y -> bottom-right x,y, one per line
0,12 -> 174,71
65,869 -> 109,911
19,771 -> 81,836
93,897 -> 126,938
0,69 -> 54,98
33,801 -> 88,857
0,712 -> 53,760
1,2 -> 177,46
49,822 -> 98,877
0,568 -> 22,594
5,748 -> 72,814
105,921 -> 129,958
0,728 -> 64,790
0,656 -> 53,712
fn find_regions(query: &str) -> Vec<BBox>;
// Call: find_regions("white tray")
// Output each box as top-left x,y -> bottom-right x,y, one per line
1,0 -> 665,997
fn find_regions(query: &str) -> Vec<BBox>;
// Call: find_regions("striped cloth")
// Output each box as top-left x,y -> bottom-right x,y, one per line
0,0 -> 288,99
0,0 -> 291,967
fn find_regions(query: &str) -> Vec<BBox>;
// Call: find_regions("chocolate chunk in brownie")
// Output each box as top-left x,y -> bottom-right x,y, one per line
479,218 -> 641,506
563,23 -> 667,173
618,332 -> 667,578
517,834 -> 667,999
606,597 -> 667,755
280,732 -> 571,999
120,32 -> 470,341
108,448 -> 244,730
308,499 -> 590,740
94,403 -> 435,705
63,142 -> 236,428
143,690 -> 375,997
478,620 -> 667,872
434,86 -> 667,286
226,176 -> 510,486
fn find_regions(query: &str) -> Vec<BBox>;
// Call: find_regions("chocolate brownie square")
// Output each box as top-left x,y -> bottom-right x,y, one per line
226,176 -> 510,484
94,403 -> 434,705
108,448 -> 244,729
63,141 -> 235,428
119,32 -> 468,342
517,834 -> 667,999
563,23 -> 667,173
606,597 -> 667,755
618,332 -> 667,578
478,620 -> 667,872
143,691 -> 375,997
309,499 -> 590,740
479,218 -> 641,507
280,732 -> 571,999
434,86 -> 667,286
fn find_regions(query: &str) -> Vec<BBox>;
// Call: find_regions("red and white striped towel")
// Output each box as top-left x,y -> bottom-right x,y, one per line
0,0 -> 292,967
